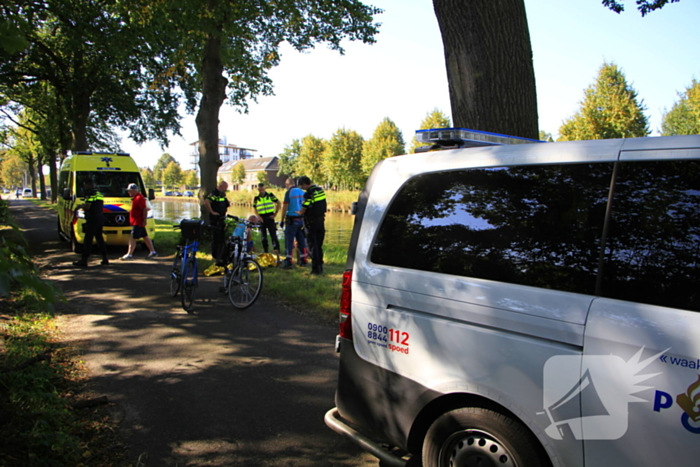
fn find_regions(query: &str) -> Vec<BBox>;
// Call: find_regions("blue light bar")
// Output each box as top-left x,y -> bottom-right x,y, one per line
415,128 -> 543,148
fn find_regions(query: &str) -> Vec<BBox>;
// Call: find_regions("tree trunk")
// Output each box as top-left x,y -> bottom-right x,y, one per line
195,30 -> 228,220
432,0 -> 539,139
71,92 -> 91,151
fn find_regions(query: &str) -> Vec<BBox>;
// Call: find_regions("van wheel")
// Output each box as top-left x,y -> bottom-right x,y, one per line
422,407 -> 550,467
71,229 -> 84,254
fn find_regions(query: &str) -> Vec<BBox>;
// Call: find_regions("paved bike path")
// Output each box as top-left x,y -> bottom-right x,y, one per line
10,200 -> 375,467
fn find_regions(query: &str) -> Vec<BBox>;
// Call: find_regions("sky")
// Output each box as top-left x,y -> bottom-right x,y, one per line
121,0 -> 700,170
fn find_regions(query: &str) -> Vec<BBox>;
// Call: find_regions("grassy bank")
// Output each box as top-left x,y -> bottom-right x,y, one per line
224,188 -> 358,213
152,218 -> 347,324
34,199 -> 348,324
1,200 -> 121,467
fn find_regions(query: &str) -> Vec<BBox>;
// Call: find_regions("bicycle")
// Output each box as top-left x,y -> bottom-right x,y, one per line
220,215 -> 263,309
170,219 -> 205,312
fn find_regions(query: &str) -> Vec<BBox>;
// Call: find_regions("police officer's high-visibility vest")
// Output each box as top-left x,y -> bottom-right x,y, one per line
254,193 -> 277,216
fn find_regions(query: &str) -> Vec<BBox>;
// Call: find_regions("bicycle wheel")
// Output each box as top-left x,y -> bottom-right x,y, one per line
228,258 -> 263,309
170,251 -> 182,297
181,255 -> 197,312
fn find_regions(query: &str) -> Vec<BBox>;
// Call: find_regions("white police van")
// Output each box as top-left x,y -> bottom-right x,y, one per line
325,129 -> 700,467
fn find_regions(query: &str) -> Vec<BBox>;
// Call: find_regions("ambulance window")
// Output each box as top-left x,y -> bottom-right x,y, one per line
604,160 -> 700,312
58,170 -> 69,194
371,163 -> 614,295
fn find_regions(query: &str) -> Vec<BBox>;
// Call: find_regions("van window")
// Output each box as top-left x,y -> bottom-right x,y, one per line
604,160 -> 700,311
75,172 -> 140,198
371,163 -> 614,295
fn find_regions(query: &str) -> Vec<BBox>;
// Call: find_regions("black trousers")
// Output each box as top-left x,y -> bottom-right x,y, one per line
304,218 -> 325,272
210,217 -> 225,261
259,214 -> 280,252
82,221 -> 108,261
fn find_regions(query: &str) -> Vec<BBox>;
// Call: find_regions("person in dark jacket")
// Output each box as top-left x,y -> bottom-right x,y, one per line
297,176 -> 327,275
204,180 -> 230,263
73,179 -> 109,267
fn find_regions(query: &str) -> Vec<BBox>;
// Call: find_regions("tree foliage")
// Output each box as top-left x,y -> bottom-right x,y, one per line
163,161 -> 183,188
153,153 -> 177,183
232,163 -> 246,186
184,170 -> 199,189
0,0 -> 183,152
296,135 -> 327,185
558,62 -> 649,141
410,109 -> 451,153
278,139 -> 301,178
141,167 -> 155,189
323,128 -> 364,189
149,0 -> 380,216
362,117 -> 404,176
602,0 -> 680,16
661,79 -> 700,136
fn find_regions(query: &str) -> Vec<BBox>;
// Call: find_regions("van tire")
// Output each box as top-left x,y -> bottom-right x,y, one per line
71,228 -> 84,254
422,407 -> 550,467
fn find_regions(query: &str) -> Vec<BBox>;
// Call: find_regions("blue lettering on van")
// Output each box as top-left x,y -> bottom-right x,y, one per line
659,354 -> 700,369
96,167 -> 122,171
653,379 -> 700,435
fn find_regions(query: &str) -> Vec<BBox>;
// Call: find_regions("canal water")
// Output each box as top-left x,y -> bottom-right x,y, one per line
150,199 -> 354,246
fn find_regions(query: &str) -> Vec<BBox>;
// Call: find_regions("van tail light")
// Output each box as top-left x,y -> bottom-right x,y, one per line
339,270 -> 353,341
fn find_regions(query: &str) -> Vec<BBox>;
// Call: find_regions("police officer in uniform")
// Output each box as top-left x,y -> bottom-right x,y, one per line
253,183 -> 281,254
297,176 -> 327,275
73,179 -> 109,267
204,180 -> 230,264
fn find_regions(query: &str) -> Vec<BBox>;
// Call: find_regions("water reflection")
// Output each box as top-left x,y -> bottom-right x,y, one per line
151,199 -> 353,246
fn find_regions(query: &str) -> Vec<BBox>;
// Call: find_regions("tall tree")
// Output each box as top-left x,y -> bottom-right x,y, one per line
661,79 -> 700,136
362,118 -> 404,177
163,161 -> 183,189
0,0 -> 183,152
153,153 -> 177,183
278,139 -> 301,179
155,0 -> 380,218
184,170 -> 199,189
324,128 -> 364,189
0,152 -> 26,189
296,135 -> 327,185
232,162 -> 246,187
558,62 -> 649,141
431,0 -> 681,140
432,0 -> 537,139
410,109 -> 451,153
141,167 -> 155,190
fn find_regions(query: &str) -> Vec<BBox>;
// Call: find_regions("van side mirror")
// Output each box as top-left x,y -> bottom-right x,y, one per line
148,188 -> 155,201
62,188 -> 71,201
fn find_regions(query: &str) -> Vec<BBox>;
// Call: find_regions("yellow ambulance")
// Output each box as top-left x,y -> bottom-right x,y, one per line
57,151 -> 156,253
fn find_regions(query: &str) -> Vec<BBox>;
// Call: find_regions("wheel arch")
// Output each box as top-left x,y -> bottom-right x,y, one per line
407,392 -> 554,467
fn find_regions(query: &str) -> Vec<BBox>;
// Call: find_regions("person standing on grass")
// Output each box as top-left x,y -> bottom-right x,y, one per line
297,176 -> 327,275
281,177 -> 307,269
253,183 -> 281,255
120,183 -> 157,260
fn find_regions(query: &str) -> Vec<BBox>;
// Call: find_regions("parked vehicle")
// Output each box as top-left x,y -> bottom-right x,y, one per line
57,151 -> 156,253
184,190 -> 194,197
325,129 -> 700,467
22,188 -> 33,198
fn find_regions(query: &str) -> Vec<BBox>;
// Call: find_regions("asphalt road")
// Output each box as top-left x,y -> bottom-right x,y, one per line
10,199 -> 376,467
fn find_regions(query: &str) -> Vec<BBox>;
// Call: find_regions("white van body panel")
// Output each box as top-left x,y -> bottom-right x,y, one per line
331,134 -> 700,467
582,299 -> 700,466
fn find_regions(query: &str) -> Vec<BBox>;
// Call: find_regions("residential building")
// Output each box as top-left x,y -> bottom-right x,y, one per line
219,156 -> 286,190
